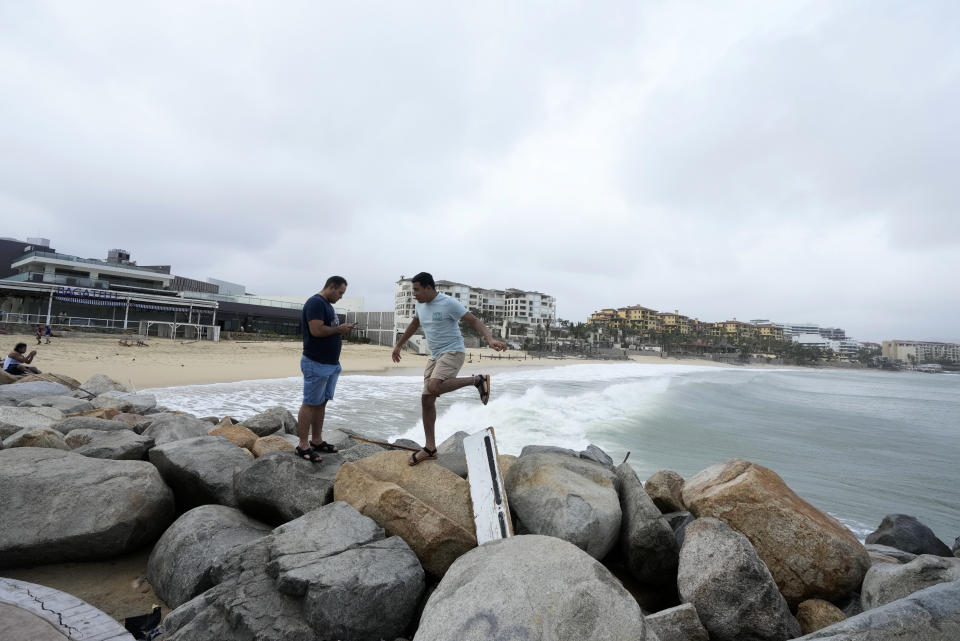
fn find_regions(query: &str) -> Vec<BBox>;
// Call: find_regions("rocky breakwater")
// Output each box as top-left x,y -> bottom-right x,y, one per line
3,372 -> 960,640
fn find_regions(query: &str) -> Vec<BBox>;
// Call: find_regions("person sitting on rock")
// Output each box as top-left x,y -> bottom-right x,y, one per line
4,342 -> 41,375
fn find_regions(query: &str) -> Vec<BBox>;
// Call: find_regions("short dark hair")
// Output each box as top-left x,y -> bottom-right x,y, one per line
14,342 -> 27,351
411,272 -> 435,289
324,276 -> 348,289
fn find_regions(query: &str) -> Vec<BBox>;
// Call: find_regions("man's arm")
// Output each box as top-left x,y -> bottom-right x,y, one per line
308,319 -> 354,337
9,351 -> 36,364
462,312 -> 507,351
392,317 -> 421,362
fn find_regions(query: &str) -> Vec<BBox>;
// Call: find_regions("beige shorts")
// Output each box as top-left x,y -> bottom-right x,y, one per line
422,351 -> 466,394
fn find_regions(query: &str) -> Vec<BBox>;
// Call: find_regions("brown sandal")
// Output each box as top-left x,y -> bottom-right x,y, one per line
408,446 -> 437,466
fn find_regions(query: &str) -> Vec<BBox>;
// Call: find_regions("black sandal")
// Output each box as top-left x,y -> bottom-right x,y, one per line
295,446 -> 322,463
311,440 -> 338,453
408,446 -> 437,466
474,374 -> 491,405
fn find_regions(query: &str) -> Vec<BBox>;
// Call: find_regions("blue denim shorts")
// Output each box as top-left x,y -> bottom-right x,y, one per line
301,355 -> 341,405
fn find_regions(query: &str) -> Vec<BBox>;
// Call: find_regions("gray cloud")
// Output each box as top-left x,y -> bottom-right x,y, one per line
1,0 -> 958,342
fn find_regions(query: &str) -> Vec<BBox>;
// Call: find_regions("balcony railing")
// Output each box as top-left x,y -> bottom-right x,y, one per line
4,272 -> 112,289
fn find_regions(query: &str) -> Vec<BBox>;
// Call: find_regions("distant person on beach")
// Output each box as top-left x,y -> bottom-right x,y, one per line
392,271 -> 507,466
4,342 -> 41,375
35,326 -> 43,345
296,276 -> 355,463
44,326 -> 52,344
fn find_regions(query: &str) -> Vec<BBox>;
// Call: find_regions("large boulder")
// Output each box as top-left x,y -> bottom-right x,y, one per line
682,459 -> 870,605
18,395 -> 94,413
0,381 -> 70,406
235,450 -> 343,525
504,452 -> 621,560
91,391 -> 157,414
793,579 -> 960,640
613,462 -> 679,584
865,544 -> 918,564
164,502 -> 424,641
0,369 -> 18,384
0,448 -> 174,568
678,517 -> 800,641
435,430 -> 470,477
209,424 -> 258,450
797,599 -> 847,634
141,413 -> 213,445
78,374 -> 128,395
69,429 -> 154,460
149,436 -> 252,509
865,514 -> 953,557
2,427 -> 69,450
861,555 -> 960,610
339,442 -> 386,462
147,505 -> 272,608
645,469 -> 686,513
239,406 -> 298,437
334,450 -> 476,576
644,603 -> 708,641
55,415 -> 134,434
0,406 -> 64,439
252,434 -> 294,457
415,534 -> 659,641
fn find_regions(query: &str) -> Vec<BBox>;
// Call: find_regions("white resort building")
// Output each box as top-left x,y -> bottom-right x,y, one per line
394,277 -> 556,345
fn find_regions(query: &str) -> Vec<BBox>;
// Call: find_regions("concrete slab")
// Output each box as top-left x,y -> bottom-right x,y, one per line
0,578 -> 134,641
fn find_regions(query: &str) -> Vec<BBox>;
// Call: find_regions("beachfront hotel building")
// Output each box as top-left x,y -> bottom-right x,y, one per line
882,340 -> 960,364
0,237 -> 306,338
393,277 -> 556,344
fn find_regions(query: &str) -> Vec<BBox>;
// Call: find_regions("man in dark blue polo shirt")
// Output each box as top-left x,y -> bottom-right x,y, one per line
296,275 -> 355,462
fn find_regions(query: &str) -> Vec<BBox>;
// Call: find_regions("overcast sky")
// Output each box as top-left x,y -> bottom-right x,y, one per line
2,1 -> 958,342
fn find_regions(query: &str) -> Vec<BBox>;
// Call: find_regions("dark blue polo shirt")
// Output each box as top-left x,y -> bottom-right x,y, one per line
302,294 -> 341,364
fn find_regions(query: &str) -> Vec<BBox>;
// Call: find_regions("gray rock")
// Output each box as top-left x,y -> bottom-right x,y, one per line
321,428 -> 359,450
147,505 -> 272,608
239,406 -> 298,437
2,427 -> 70,450
519,444 -> 578,458
0,406 -> 64,438
235,450 -> 344,524
861,555 -> 960,610
644,470 -> 686,513
339,441 -> 386,462
91,391 -> 157,414
17,395 -> 94,413
793,579 -> 960,640
78,374 -> 129,395
580,444 -> 614,468
149,436 -> 252,508
141,413 -> 213,445
0,381 -> 71,406
645,603 -> 709,641
613,462 -> 679,584
678,517 -> 800,641
505,452 -> 621,559
71,429 -> 154,460
435,430 -> 470,477
865,544 -> 918,564
415,534 -> 659,641
0,448 -> 174,568
393,438 -> 421,450
164,502 -> 424,641
54,415 -> 134,434
663,511 -> 695,548
865,514 -> 953,557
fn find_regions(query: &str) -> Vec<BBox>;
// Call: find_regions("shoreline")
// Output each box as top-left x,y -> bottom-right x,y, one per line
0,331 -> 810,390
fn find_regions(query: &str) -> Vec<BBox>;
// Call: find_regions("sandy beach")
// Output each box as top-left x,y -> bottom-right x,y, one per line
0,330 -> 754,389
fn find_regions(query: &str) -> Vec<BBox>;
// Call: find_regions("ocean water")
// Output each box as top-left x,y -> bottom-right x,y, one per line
144,364 -> 960,544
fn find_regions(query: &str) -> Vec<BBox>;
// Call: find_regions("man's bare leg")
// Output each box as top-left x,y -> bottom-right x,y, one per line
413,375 -> 486,463
297,402 -> 327,450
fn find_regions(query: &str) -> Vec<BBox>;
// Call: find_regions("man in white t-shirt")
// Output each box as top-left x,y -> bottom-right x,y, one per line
392,272 -> 507,465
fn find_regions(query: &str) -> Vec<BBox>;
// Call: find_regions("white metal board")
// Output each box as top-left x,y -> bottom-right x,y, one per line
464,426 -> 513,544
